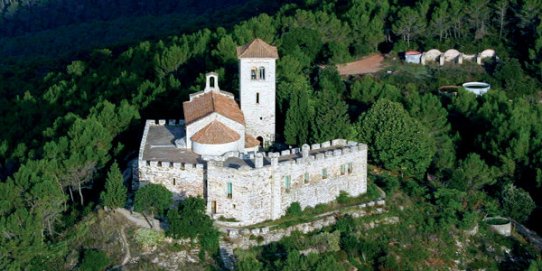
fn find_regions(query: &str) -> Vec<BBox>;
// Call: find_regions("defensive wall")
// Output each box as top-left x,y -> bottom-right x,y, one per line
138,119 -> 368,226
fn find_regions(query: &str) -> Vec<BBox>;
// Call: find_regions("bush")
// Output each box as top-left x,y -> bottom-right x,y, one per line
78,249 -> 110,271
375,174 -> 400,194
336,191 -> 350,204
166,197 -> 219,256
286,202 -> 303,217
134,228 -> 165,247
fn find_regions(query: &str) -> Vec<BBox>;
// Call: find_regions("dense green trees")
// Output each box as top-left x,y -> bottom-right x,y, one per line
356,99 -> 436,177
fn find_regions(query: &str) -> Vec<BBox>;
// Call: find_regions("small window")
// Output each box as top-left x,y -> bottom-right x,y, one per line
259,66 -> 265,80
322,168 -> 328,179
256,92 -> 260,104
251,67 -> 257,80
304,172 -> 309,184
227,182 -> 233,199
173,178 -> 176,185
340,164 -> 346,175
284,176 -> 291,192
348,162 -> 353,174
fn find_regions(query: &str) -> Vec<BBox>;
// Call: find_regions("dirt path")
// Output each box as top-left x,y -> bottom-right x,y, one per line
116,208 -> 161,229
120,226 -> 131,265
336,54 -> 385,76
111,226 -> 131,269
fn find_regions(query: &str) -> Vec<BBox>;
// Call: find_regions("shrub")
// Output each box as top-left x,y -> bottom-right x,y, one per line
134,228 -> 165,247
336,191 -> 350,204
286,202 -> 303,217
375,174 -> 400,194
166,197 -> 219,256
78,249 -> 110,271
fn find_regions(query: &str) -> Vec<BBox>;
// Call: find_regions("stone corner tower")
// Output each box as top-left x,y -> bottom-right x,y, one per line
237,38 -> 278,147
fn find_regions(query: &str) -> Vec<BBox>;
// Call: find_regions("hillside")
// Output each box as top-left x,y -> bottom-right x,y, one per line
0,0 -> 541,270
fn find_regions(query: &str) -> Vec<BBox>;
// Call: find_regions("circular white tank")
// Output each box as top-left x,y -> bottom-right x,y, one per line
462,82 -> 490,96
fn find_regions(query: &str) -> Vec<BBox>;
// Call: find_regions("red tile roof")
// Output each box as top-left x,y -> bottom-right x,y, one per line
237,38 -> 279,59
183,91 -> 245,125
406,50 -> 422,55
191,121 -> 240,144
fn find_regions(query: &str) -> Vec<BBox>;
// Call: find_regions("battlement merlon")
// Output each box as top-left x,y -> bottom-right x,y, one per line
212,139 -> 367,171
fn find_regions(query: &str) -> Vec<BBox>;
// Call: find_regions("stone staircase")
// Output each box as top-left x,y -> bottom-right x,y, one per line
219,240 -> 236,270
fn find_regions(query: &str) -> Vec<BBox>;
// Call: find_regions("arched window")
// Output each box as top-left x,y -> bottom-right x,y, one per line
259,66 -> 265,80
251,67 -> 257,80
209,76 -> 215,88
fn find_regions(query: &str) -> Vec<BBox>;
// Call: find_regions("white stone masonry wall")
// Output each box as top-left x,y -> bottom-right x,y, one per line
138,160 -> 205,201
205,140 -> 368,226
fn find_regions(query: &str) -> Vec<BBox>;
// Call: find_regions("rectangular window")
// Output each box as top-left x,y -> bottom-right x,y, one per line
304,172 -> 309,184
211,201 -> 217,214
340,164 -> 346,175
173,178 -> 176,186
256,92 -> 260,104
251,68 -> 257,80
284,176 -> 291,192
227,182 -> 233,199
322,168 -> 328,179
348,162 -> 353,174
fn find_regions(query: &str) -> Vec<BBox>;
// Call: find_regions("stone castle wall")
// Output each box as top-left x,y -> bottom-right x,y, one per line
138,160 -> 205,201
206,139 -> 367,226
138,119 -> 205,200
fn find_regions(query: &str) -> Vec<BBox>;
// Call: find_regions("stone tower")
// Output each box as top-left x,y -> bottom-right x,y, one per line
237,38 -> 279,146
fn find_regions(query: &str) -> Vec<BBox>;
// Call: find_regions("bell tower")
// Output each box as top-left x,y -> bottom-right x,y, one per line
237,38 -> 279,146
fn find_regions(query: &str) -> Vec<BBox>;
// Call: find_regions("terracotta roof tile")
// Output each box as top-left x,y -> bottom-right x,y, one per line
183,91 -> 245,125
245,134 -> 261,148
191,121 -> 240,144
237,38 -> 279,59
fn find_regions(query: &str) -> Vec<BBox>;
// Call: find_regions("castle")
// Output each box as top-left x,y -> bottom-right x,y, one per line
137,39 -> 367,226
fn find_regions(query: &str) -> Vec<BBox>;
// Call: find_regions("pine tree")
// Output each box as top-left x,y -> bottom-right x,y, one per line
311,88 -> 351,143
356,99 -> 436,177
101,162 -> 127,209
284,88 -> 310,146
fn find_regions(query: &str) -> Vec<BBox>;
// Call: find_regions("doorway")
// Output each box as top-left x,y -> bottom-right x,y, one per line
257,136 -> 263,148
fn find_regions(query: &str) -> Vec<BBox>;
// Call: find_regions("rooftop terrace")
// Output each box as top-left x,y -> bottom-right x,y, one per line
141,122 -> 201,164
